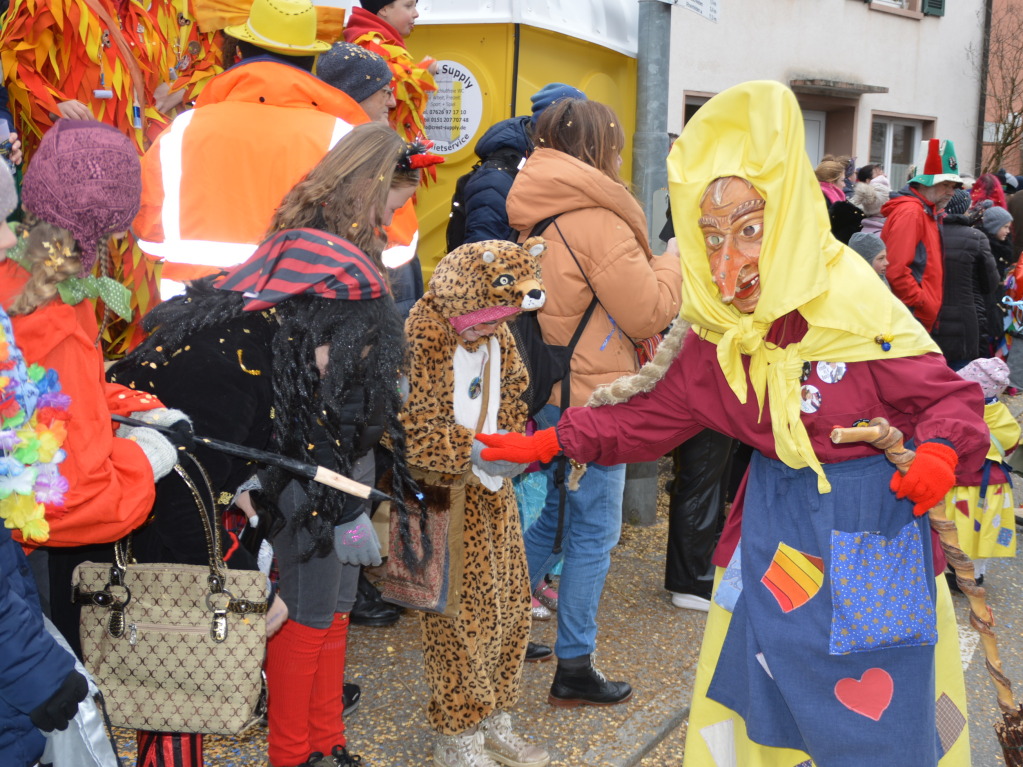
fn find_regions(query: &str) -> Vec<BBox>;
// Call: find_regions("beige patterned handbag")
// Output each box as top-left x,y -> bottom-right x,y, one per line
71,456 -> 268,735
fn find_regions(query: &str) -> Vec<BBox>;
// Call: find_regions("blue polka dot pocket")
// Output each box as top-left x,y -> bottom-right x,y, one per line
829,520 -> 937,655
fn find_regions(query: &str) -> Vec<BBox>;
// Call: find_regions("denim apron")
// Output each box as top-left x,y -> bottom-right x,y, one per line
707,451 -> 944,766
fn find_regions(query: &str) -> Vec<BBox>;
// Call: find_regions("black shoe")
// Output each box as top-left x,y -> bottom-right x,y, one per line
342,682 -> 360,717
524,641 -> 553,663
330,745 -> 363,766
548,655 -> 632,708
350,572 -> 402,627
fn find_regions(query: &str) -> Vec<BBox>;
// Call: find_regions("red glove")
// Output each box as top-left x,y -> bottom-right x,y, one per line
476,427 -> 561,464
889,442 -> 958,516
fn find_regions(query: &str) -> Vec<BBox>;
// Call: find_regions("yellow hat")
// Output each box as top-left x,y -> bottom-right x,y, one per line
224,0 -> 332,55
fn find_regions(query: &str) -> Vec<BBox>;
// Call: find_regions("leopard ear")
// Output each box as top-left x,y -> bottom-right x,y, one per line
522,236 -> 546,258
482,250 -> 496,263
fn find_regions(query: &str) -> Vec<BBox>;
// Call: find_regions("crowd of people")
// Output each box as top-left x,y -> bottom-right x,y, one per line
0,1 -> 1019,767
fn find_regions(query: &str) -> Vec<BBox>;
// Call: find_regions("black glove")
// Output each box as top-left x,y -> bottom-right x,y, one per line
29,669 -> 88,731
165,417 -> 195,452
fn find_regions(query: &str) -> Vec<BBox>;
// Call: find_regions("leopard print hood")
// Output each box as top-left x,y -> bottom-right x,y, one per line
425,238 -> 547,325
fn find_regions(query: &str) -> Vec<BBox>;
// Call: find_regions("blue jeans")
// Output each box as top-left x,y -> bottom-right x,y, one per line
524,404 -> 626,659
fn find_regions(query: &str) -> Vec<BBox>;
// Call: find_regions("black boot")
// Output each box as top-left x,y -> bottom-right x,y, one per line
342,682 -> 361,717
548,654 -> 632,708
350,571 -> 402,627
524,641 -> 553,663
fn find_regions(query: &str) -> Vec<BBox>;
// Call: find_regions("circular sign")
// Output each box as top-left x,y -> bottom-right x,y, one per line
423,60 -> 484,155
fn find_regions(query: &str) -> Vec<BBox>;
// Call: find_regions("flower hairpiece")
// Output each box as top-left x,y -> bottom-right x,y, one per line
398,138 -> 445,183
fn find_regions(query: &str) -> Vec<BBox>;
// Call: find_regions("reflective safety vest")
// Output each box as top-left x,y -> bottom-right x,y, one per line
132,60 -> 418,293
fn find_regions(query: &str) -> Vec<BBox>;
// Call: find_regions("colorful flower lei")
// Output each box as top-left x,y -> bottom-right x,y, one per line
0,306 -> 70,542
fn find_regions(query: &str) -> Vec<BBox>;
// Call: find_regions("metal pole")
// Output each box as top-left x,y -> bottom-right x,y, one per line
623,0 -> 673,527
632,0 -> 673,254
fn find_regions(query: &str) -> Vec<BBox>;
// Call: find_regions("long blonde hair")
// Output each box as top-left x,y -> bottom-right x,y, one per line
267,123 -> 416,272
8,213 -> 103,316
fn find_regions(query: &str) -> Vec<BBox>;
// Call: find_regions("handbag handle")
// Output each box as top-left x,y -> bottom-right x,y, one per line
101,453 -> 239,641
114,451 -> 225,581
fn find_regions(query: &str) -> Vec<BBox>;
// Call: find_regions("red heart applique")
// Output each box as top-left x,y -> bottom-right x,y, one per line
834,668 -> 894,721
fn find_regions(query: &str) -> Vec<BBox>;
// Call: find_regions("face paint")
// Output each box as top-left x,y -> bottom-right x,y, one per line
699,177 -> 765,314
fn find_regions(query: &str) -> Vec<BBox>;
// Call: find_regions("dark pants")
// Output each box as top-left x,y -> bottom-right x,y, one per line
664,429 -> 736,597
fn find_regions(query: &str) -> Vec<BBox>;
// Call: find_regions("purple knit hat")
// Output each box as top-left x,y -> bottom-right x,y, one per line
957,357 -> 1011,399
21,120 -> 141,275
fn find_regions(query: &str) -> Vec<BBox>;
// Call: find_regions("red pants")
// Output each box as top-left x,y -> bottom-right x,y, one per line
264,612 -> 349,766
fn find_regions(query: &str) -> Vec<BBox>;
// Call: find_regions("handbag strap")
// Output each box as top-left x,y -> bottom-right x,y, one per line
114,452 -> 225,582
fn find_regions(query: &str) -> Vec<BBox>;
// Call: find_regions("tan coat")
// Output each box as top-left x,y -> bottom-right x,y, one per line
507,148 -> 682,406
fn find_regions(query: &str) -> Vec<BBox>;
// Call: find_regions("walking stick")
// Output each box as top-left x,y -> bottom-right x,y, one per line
112,414 -> 395,504
830,417 -> 1023,764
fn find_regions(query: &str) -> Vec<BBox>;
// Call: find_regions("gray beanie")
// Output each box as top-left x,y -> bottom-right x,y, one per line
0,164 -> 16,221
848,232 -> 886,263
982,205 -> 1013,237
316,42 -> 392,104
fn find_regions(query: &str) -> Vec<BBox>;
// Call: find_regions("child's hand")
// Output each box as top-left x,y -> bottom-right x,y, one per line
471,434 -> 528,478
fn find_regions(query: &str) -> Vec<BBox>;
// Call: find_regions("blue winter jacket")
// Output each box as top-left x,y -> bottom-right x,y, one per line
462,115 -> 533,244
0,525 -> 75,766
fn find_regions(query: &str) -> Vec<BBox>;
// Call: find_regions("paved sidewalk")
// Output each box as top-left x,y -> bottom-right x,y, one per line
114,455 -> 1023,766
343,499 -> 704,766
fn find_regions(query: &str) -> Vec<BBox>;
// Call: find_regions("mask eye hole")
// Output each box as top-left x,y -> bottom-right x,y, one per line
492,274 -> 514,287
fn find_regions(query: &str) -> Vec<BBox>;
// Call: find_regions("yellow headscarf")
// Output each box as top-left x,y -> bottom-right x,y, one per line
667,81 -> 939,492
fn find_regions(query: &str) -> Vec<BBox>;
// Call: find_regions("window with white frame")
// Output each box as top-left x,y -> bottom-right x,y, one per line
871,118 -> 923,187
864,0 -> 945,16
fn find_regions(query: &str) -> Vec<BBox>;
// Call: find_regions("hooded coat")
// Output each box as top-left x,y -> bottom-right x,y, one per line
506,148 -> 681,406
932,213 -> 999,362
881,186 -> 946,331
461,116 -> 532,245
399,239 -> 545,734
0,525 -> 76,766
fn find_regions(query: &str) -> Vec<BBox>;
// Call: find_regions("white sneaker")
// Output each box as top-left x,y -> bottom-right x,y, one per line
670,592 -> 711,612
434,728 -> 501,767
479,712 -> 550,767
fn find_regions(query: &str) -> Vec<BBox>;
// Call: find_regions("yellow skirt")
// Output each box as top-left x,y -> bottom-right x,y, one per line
682,570 -> 971,767
942,482 -> 1017,560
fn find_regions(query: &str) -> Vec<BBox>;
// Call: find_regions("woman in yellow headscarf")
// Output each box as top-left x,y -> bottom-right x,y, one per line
477,81 -> 987,766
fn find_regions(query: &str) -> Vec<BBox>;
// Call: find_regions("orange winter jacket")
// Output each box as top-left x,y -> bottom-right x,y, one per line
507,149 -> 682,406
0,261 -> 162,549
133,58 -> 419,283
